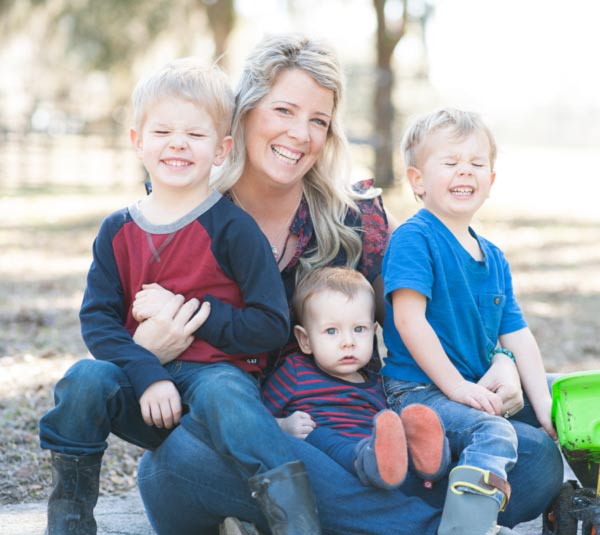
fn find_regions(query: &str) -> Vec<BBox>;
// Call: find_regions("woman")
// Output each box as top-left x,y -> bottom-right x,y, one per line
134,34 -> 563,535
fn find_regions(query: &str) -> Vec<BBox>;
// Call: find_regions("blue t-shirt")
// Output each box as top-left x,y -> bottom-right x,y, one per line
382,209 -> 527,383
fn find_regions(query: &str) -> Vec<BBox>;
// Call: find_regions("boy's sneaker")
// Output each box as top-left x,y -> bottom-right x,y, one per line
219,517 -> 263,535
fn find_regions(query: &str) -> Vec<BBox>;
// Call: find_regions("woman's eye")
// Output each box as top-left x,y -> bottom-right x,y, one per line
311,118 -> 329,128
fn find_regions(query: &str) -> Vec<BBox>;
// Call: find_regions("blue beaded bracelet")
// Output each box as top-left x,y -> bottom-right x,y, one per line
489,347 -> 516,362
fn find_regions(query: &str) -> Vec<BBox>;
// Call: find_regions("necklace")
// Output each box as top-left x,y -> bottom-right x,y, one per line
230,189 -> 299,262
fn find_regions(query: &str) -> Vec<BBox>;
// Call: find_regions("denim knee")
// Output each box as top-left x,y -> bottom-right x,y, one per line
61,359 -> 125,397
40,359 -> 139,454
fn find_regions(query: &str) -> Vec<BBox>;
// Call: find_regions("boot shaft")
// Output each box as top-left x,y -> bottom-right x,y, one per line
47,452 -> 102,535
438,465 -> 516,535
248,460 -> 321,535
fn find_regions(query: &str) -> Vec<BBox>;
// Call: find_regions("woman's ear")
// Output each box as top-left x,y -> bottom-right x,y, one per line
293,325 -> 312,354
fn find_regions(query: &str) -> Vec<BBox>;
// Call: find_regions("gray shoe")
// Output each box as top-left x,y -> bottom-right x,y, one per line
220,517 -> 263,535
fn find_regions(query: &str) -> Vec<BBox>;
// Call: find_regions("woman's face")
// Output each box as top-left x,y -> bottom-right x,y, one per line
242,68 -> 335,190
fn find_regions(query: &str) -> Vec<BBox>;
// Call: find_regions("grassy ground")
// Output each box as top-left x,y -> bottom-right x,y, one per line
1,169 -> 599,505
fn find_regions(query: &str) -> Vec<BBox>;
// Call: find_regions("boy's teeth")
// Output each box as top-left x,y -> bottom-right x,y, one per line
164,160 -> 190,167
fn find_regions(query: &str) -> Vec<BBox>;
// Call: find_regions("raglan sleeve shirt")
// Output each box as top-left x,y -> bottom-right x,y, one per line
80,211 -> 172,400
192,200 -> 290,355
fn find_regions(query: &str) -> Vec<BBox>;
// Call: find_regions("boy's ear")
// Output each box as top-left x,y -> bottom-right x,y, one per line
406,166 -> 425,197
293,325 -> 312,355
489,170 -> 497,189
213,135 -> 233,166
130,128 -> 143,159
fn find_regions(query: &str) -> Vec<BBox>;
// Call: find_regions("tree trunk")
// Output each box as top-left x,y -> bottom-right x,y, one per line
203,0 -> 235,68
372,0 -> 406,187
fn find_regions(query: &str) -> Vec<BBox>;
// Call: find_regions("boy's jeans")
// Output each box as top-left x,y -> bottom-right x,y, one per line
383,378 -> 520,506
40,358 -> 295,478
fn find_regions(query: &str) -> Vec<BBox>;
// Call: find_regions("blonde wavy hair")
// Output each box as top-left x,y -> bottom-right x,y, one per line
212,34 -> 380,280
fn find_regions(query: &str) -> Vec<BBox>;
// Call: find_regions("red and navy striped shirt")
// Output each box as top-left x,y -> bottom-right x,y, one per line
262,352 -> 386,439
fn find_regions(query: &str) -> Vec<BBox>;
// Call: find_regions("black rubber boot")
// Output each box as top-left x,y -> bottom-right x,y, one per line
46,451 -> 102,535
248,460 -> 321,535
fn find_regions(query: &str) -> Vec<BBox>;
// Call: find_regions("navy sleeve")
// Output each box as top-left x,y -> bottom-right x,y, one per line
79,212 -> 172,400
195,207 -> 290,354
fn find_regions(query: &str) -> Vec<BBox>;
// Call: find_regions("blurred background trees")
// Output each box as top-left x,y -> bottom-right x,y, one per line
0,0 -> 598,192
0,0 -> 434,188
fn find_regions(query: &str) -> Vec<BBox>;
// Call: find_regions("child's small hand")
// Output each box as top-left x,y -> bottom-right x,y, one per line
448,380 -> 504,415
277,411 -> 316,439
132,283 -> 177,321
139,380 -> 182,429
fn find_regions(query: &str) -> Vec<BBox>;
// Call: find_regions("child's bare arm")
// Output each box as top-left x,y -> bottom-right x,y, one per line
276,411 -> 316,440
393,288 -> 503,415
499,327 -> 556,439
139,380 -> 182,429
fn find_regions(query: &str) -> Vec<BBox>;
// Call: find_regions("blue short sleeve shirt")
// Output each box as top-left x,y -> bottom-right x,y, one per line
382,209 -> 527,383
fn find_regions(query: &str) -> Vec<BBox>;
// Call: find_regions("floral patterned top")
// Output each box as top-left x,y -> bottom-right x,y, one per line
227,179 -> 389,367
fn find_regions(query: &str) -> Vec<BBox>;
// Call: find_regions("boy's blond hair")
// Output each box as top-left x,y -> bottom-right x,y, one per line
293,267 -> 374,325
131,57 -> 234,138
401,107 -> 497,172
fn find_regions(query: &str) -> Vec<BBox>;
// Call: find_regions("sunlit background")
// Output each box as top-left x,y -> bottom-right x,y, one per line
1,1 -> 599,508
1,0 -> 599,369
2,0 -> 599,217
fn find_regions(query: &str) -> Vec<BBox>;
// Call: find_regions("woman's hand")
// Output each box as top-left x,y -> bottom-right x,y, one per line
276,411 -> 316,439
478,353 -> 524,417
132,283 -> 177,322
133,294 -> 211,364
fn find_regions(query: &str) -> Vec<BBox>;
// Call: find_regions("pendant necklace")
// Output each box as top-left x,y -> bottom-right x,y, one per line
231,190 -> 299,263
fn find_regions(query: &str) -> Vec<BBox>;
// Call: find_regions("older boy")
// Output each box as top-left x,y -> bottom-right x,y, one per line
381,108 -> 556,535
39,59 -> 321,535
263,267 -> 450,490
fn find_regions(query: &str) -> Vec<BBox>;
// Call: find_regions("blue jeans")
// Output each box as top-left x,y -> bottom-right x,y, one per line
384,380 -> 516,491
40,359 -> 295,478
137,414 -> 563,535
39,359 -> 169,455
166,359 -> 295,477
383,377 -> 558,508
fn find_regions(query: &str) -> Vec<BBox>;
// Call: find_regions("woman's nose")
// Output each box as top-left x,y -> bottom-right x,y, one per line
288,119 -> 310,143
